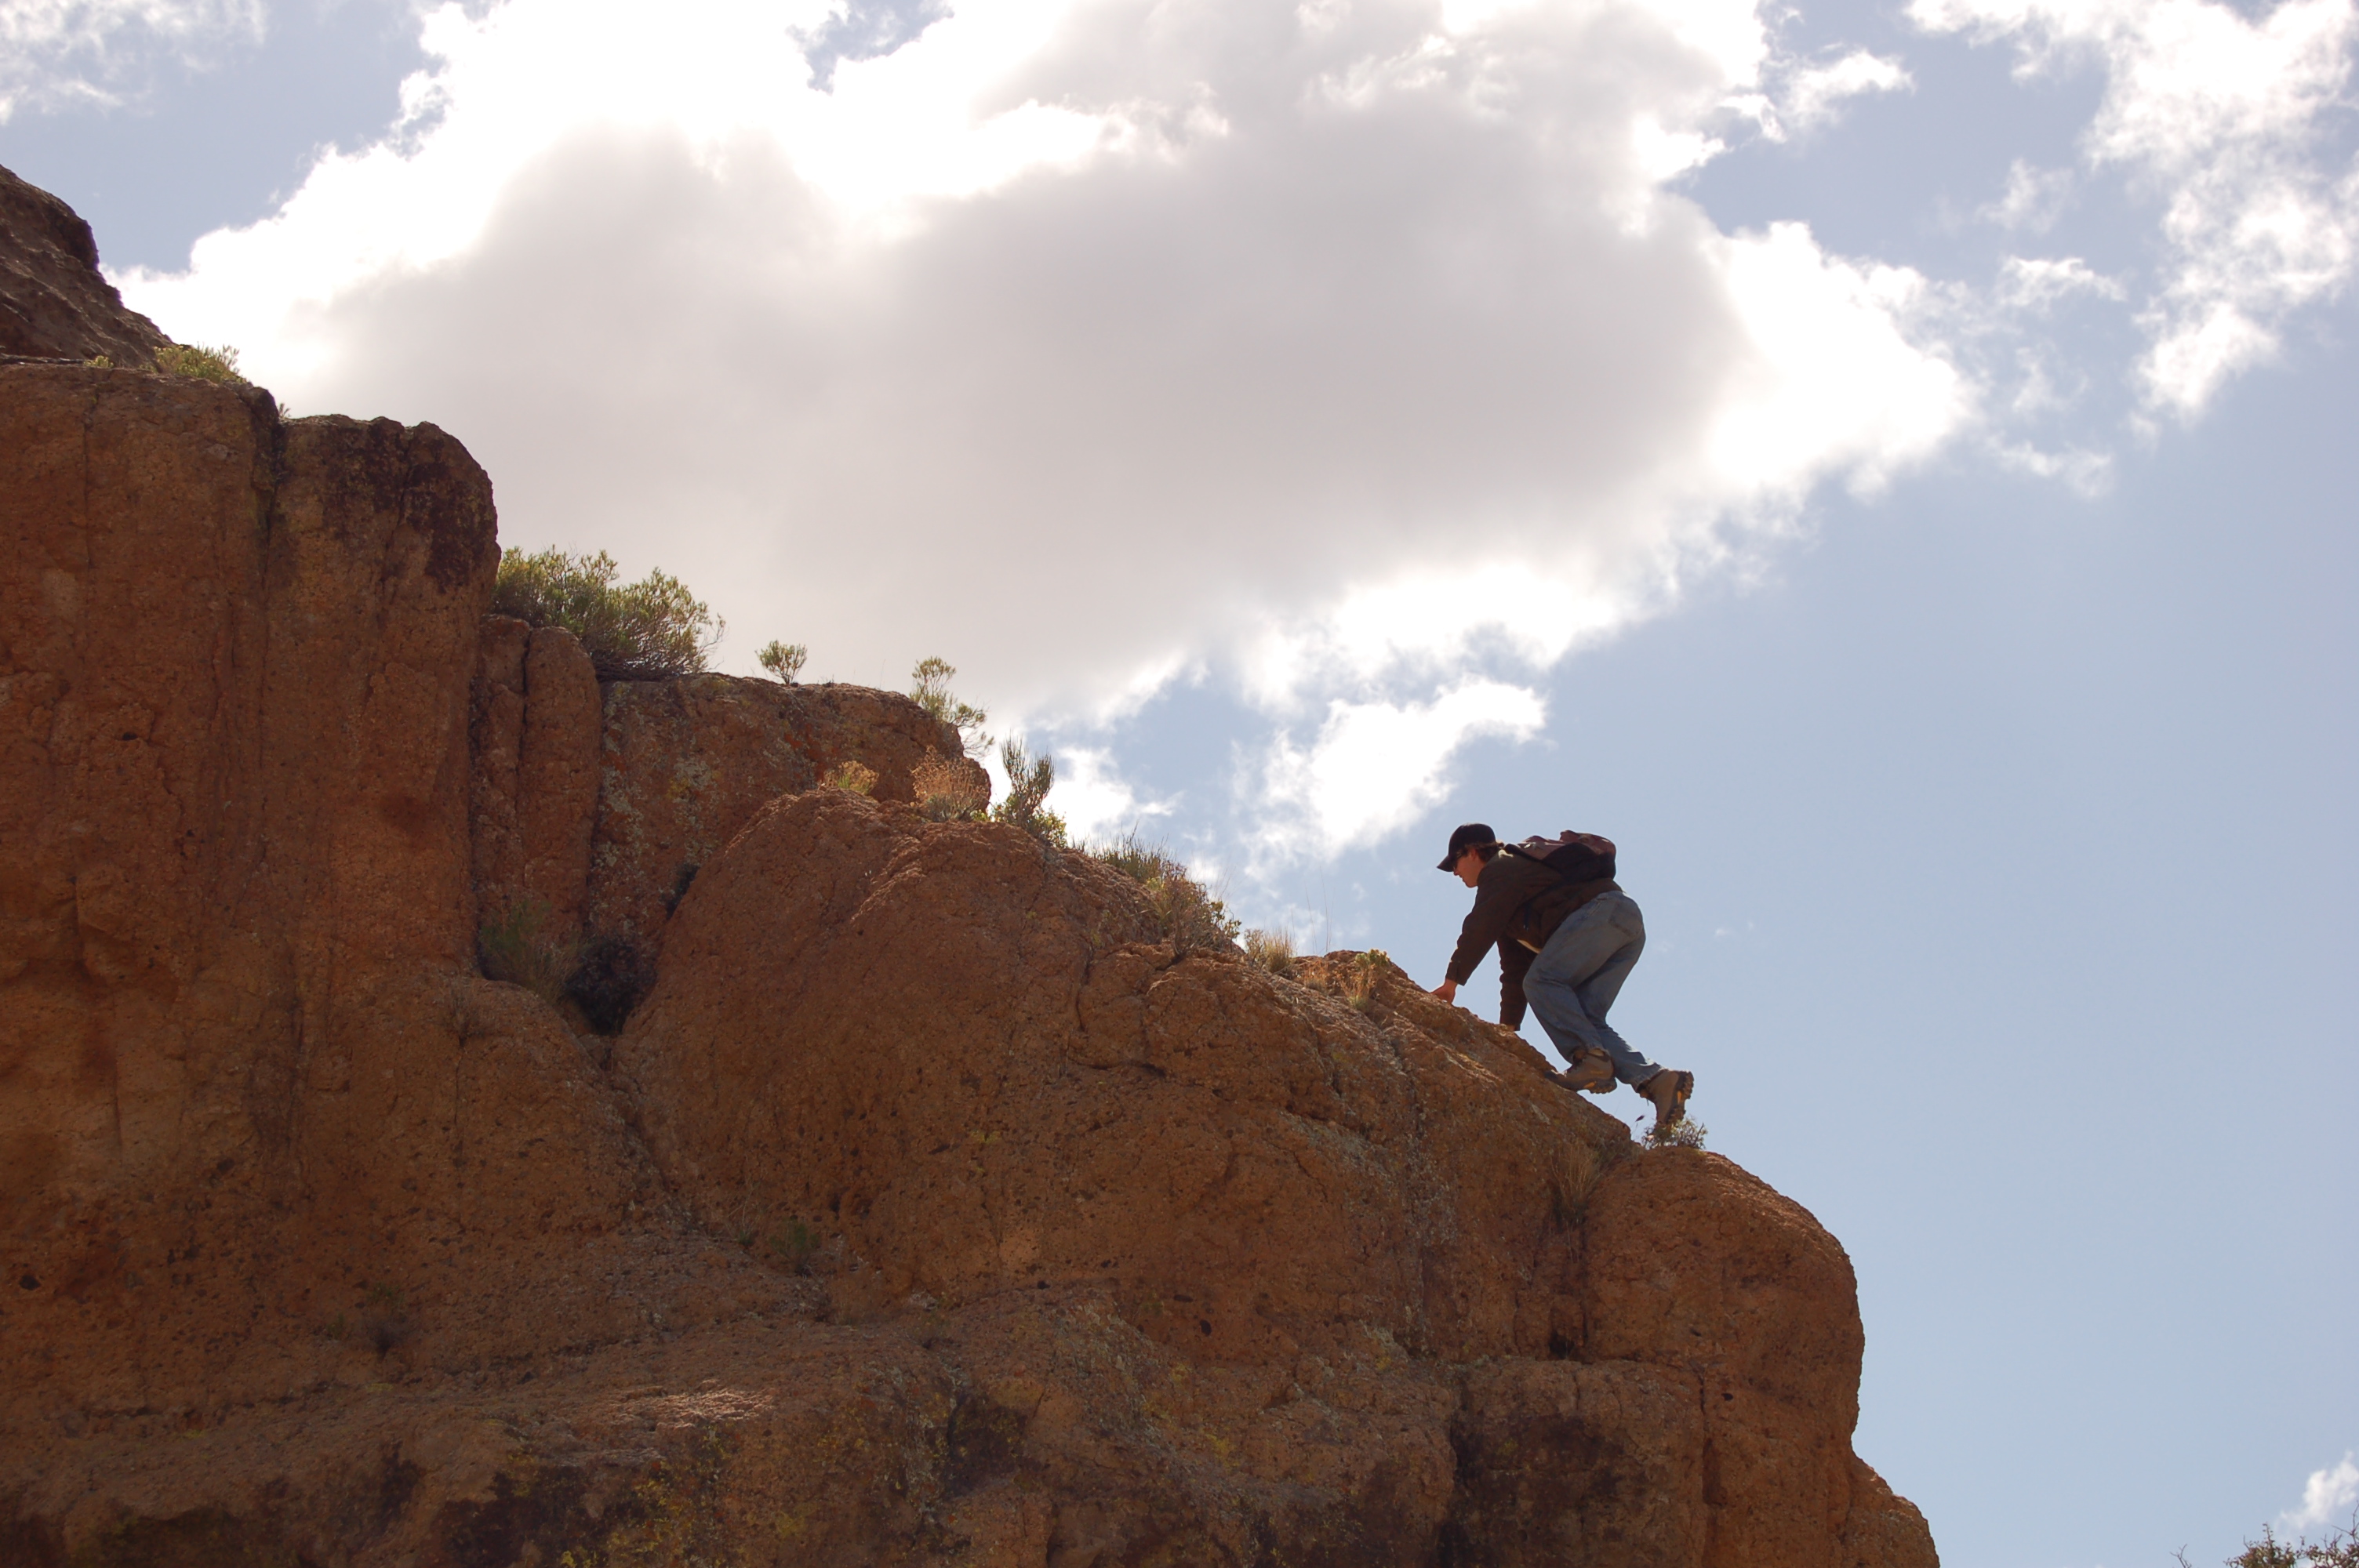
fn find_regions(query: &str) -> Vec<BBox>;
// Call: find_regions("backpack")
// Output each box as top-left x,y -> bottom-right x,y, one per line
1501,831 -> 1616,884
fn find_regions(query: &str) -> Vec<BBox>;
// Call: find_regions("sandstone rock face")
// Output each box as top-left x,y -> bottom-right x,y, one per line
0,165 -> 171,367
1,363 -> 1935,1562
467,646 -> 987,960
0,362 -> 771,1459
581,674 -> 983,955
469,616 -> 604,943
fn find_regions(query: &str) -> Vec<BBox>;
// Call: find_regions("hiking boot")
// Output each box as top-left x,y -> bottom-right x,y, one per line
1639,1069 -> 1694,1128
1557,1048 -> 1616,1094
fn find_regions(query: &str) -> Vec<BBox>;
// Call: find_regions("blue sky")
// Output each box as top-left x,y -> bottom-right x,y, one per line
4,0 -> 2352,1561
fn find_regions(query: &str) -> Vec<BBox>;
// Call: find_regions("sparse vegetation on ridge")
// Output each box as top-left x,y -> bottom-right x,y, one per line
152,343 -> 249,385
1243,927 -> 1296,975
910,657 -> 990,755
491,546 -> 724,681
758,640 -> 807,682
992,738 -> 1066,845
1092,832 -> 1241,953
1644,1116 -> 1709,1150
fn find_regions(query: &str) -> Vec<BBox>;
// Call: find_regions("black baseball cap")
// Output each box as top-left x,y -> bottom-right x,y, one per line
1437,822 -> 1496,872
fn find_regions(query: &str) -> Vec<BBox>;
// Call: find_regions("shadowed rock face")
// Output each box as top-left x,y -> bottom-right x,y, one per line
468,622 -> 987,957
0,164 -> 171,367
0,172 -> 1937,1568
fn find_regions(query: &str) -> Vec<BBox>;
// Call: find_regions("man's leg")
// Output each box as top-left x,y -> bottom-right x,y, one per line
1521,893 -> 1663,1087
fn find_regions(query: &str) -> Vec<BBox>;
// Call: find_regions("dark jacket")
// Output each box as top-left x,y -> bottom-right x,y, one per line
1445,849 -> 1619,1028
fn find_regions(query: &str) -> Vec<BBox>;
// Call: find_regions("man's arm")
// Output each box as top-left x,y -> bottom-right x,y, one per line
1442,862 -> 1527,989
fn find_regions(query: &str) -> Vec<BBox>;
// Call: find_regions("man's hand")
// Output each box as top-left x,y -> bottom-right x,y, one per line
1430,978 -> 1459,1005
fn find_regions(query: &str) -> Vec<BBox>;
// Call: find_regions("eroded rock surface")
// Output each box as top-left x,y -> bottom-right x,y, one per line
468,640 -> 986,958
1,300 -> 1935,1562
0,164 -> 170,367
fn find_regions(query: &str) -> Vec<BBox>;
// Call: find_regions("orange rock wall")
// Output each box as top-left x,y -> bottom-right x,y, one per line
0,365 -> 755,1428
1,361 -> 1937,1567
468,640 -> 987,956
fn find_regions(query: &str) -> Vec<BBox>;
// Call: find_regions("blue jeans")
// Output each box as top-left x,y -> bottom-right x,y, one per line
1522,891 -> 1660,1087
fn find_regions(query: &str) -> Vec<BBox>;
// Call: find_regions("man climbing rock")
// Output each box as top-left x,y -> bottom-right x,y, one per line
1427,823 -> 1695,1128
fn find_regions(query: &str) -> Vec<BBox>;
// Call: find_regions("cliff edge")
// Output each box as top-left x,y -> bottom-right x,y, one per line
0,174 -> 1936,1567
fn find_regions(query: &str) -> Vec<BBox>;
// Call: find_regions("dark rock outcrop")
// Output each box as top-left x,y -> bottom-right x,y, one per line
0,163 -> 171,367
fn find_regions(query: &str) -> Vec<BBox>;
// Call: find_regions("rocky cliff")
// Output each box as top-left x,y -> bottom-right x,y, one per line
0,165 -> 171,368
0,172 -> 1936,1567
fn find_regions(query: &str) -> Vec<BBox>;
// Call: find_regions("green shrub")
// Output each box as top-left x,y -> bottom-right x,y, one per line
992,738 -> 1067,845
1243,927 -> 1297,975
911,657 -> 990,755
1644,1116 -> 1709,1151
152,343 -> 249,385
825,760 -> 878,796
478,899 -> 573,1004
491,546 -> 723,681
758,640 -> 807,682
1091,833 -> 1241,953
1344,949 -> 1390,1011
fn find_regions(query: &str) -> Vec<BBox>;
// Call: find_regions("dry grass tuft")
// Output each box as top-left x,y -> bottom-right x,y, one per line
1092,833 -> 1241,953
1243,927 -> 1297,975
913,750 -> 987,822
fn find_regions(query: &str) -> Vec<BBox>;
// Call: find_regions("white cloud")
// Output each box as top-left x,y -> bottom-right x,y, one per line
2284,1453 -> 2359,1533
1912,0 -> 2359,416
1997,254 -> 2127,310
0,0 -> 262,117
102,0 -> 1997,862
1776,49 -> 1914,134
1253,681 -> 1547,860
1983,158 -> 2076,231
119,0 -> 1969,720
1035,744 -> 1172,844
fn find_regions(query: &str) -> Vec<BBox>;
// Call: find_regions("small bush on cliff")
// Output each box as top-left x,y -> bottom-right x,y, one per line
1093,833 -> 1241,953
914,750 -> 987,822
478,900 -> 573,1005
153,343 -> 249,385
1344,949 -> 1389,1011
1244,927 -> 1296,975
992,739 -> 1067,845
1644,1116 -> 1709,1151
492,547 -> 724,681
758,640 -> 807,682
825,760 -> 878,796
911,657 -> 990,755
